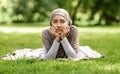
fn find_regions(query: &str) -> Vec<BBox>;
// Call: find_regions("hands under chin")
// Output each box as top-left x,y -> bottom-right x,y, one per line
60,26 -> 70,40
50,26 -> 70,42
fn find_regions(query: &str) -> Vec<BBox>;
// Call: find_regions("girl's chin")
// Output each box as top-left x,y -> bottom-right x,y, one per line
56,30 -> 62,34
57,32 -> 62,35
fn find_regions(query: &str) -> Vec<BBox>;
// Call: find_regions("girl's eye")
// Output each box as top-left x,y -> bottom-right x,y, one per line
60,20 -> 65,24
52,19 -> 66,24
52,20 -> 58,24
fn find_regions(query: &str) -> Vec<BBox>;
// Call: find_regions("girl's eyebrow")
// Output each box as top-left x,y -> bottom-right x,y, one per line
52,18 -> 66,20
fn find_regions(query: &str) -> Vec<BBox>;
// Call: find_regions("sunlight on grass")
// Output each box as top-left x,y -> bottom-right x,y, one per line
0,26 -> 120,34
0,26 -> 46,33
78,27 -> 120,33
98,64 -> 120,72
0,26 -> 120,74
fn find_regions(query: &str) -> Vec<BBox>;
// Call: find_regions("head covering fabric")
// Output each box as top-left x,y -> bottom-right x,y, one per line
50,8 -> 72,25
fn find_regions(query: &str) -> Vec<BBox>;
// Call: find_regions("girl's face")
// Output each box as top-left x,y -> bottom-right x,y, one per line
51,15 -> 69,34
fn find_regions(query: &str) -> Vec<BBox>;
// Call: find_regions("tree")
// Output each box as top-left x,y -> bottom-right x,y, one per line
0,0 -> 120,26
81,0 -> 120,25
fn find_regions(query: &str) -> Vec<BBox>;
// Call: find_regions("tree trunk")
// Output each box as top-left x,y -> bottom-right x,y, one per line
72,0 -> 81,26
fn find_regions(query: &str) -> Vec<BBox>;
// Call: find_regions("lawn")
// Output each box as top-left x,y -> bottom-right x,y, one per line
0,25 -> 120,74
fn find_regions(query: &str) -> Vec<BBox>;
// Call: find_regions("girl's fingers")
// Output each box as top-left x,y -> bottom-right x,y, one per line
67,26 -> 70,33
61,28 -> 66,39
52,25 -> 57,30
50,27 -> 56,36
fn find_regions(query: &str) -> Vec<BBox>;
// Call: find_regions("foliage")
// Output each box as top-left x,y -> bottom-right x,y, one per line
0,0 -> 120,26
0,0 -> 58,23
81,0 -> 120,25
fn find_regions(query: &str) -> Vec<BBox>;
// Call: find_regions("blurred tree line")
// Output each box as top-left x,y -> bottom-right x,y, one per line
0,0 -> 120,26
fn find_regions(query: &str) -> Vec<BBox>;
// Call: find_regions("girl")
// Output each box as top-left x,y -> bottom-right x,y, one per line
42,8 -> 103,60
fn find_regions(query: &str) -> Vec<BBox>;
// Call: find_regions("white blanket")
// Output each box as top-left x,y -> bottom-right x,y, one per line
2,46 -> 104,60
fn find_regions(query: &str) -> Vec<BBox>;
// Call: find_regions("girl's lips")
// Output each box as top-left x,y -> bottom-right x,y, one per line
56,29 -> 62,31
56,29 -> 62,34
56,28 -> 62,30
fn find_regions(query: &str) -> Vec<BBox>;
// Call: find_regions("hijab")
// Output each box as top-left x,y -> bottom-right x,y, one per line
50,8 -> 72,25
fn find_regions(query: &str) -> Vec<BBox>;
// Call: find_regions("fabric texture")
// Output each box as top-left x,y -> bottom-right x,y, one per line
42,25 -> 79,58
60,37 -> 77,58
2,46 -> 104,60
50,8 -> 72,25
45,39 -> 60,59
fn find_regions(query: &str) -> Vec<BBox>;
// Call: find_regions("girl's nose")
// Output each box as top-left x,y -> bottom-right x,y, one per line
57,23 -> 61,28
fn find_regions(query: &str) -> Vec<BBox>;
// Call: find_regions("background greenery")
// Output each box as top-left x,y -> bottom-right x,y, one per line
0,0 -> 120,26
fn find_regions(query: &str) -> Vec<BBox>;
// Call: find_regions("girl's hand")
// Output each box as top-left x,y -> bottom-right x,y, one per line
61,26 -> 70,40
50,26 -> 61,42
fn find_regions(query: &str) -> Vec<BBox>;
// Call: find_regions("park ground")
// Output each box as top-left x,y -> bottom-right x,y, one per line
0,23 -> 120,74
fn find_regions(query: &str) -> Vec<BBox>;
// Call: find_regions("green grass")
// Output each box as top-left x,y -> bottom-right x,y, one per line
0,22 -> 49,28
0,26 -> 120,74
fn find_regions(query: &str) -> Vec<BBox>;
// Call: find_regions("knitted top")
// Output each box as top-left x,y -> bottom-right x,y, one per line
42,25 -> 79,58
